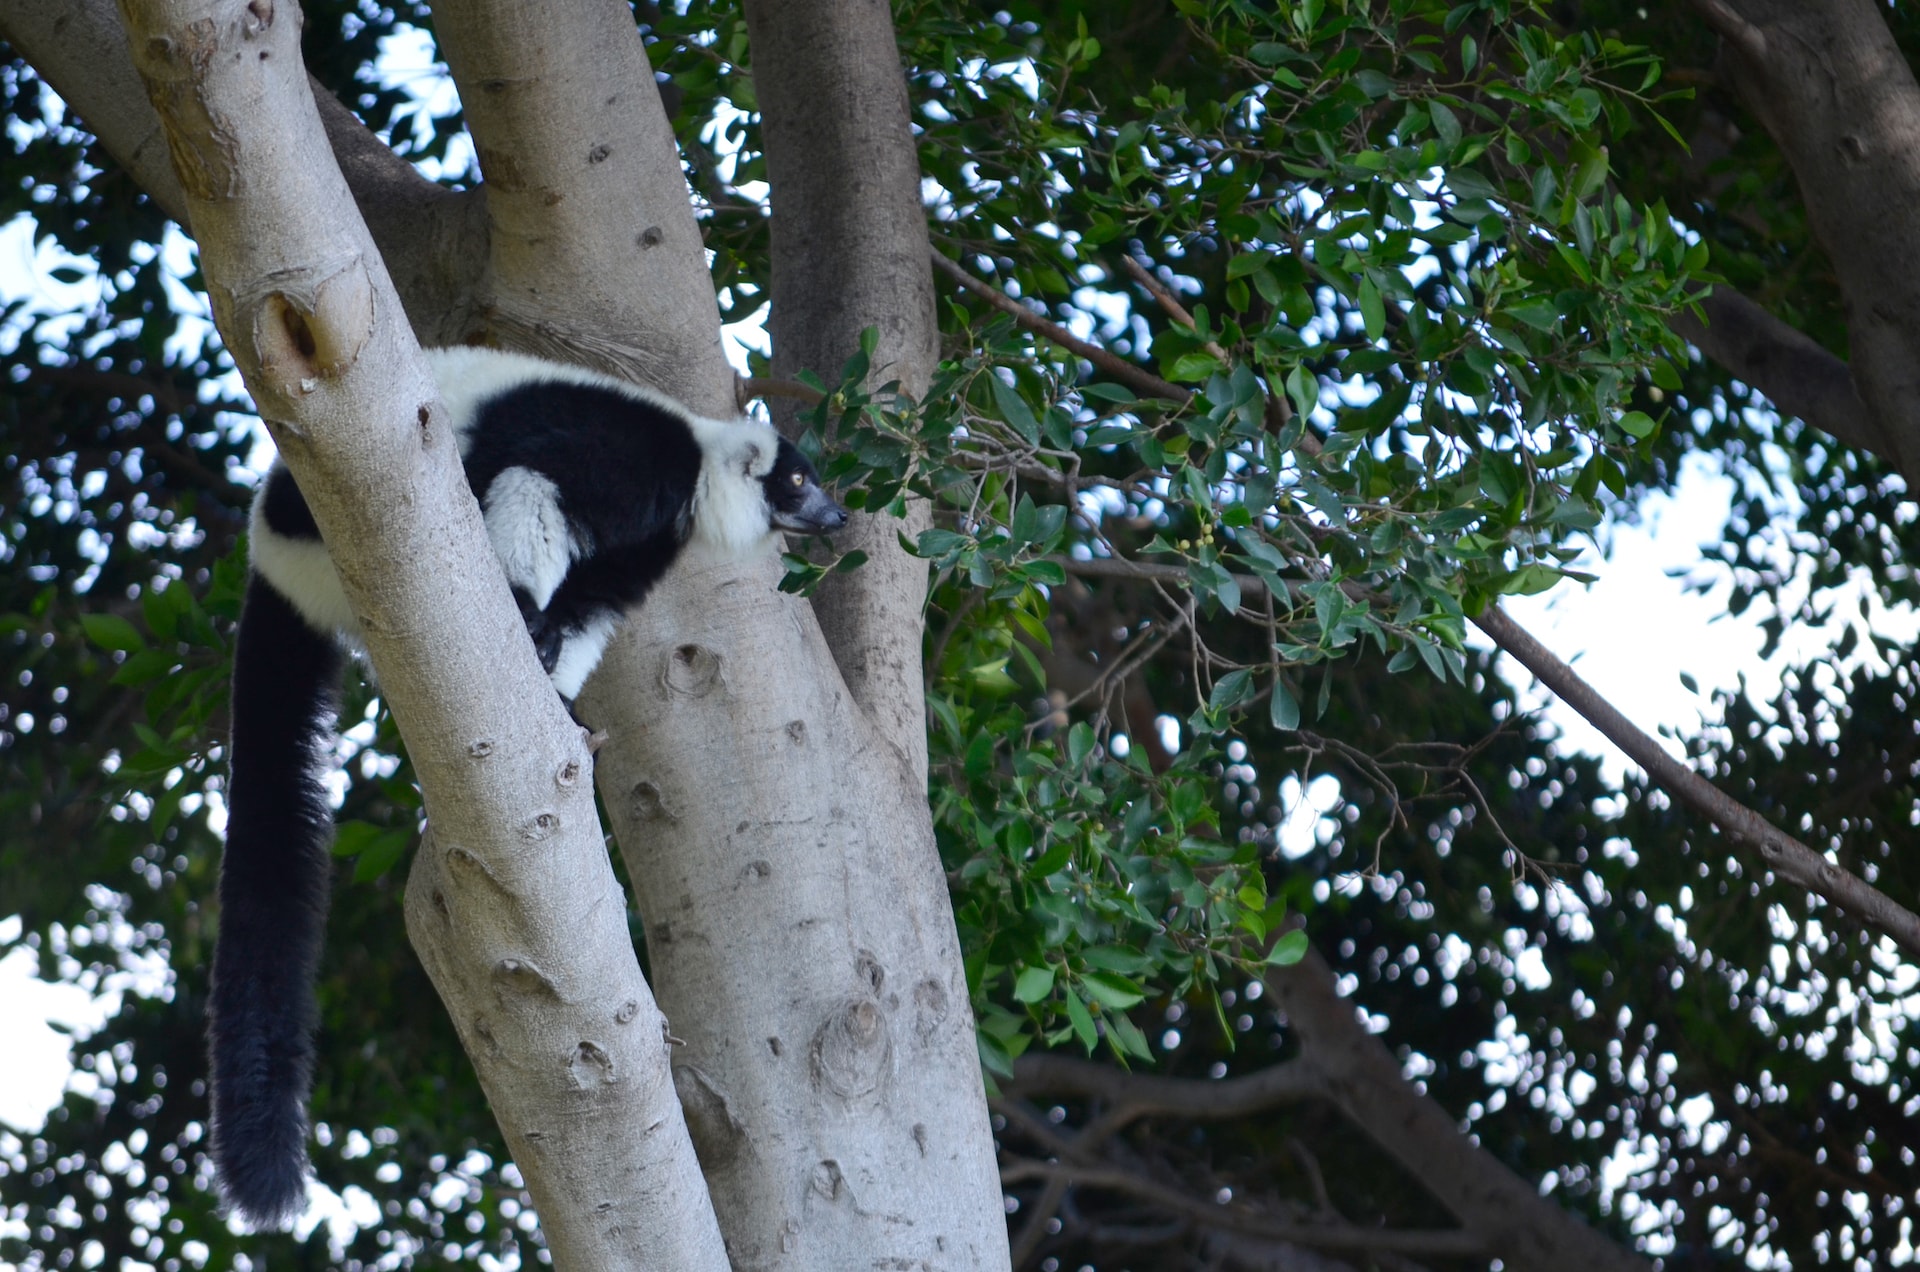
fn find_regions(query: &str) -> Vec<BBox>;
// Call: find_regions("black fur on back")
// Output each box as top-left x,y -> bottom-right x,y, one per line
210,575 -> 342,1226
458,378 -> 706,670
259,465 -> 319,540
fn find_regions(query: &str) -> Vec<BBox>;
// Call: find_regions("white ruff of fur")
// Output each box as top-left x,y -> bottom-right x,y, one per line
248,489 -> 359,641
684,414 -> 777,554
548,611 -> 623,700
482,466 -> 581,611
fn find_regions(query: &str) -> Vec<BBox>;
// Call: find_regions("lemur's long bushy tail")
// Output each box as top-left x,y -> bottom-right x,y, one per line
209,575 -> 342,1226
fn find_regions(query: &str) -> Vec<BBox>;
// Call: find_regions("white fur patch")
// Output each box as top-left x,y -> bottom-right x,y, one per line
684,415 -> 778,553
482,466 -> 579,611
249,486 -> 360,641
548,611 -> 623,700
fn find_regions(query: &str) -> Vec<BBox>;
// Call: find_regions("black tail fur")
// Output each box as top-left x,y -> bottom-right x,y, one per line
209,575 -> 343,1226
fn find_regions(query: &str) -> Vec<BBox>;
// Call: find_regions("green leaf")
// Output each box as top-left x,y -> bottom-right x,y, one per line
1080,381 -> 1137,404
1617,410 -> 1659,440
330,820 -> 388,859
1064,991 -> 1099,1052
1168,351 -> 1223,382
1430,100 -> 1462,152
1012,494 -> 1040,546
111,650 -> 180,687
1357,274 -> 1385,341
352,830 -> 411,883
81,612 -> 144,654
1013,965 -> 1056,1004
1028,838 -> 1073,877
1504,299 -> 1559,331
977,1030 -> 1015,1079
1226,251 -> 1270,280
1081,945 -> 1154,975
967,658 -> 1020,694
1105,1012 -> 1155,1061
1269,677 -> 1300,731
1208,668 -> 1254,710
1067,721 -> 1096,768
1081,970 -> 1145,1011
1266,930 -> 1310,966
989,373 -> 1041,444
915,529 -> 970,558
1500,563 -> 1563,596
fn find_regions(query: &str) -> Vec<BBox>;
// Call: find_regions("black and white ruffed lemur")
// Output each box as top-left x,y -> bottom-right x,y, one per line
211,347 -> 847,1225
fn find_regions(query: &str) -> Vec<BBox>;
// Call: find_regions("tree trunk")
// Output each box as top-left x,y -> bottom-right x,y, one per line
110,0 -> 730,1265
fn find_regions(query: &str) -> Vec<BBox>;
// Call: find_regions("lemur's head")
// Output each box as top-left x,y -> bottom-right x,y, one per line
764,437 -> 847,534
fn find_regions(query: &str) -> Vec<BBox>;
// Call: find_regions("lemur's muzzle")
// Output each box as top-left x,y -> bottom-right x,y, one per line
775,485 -> 849,534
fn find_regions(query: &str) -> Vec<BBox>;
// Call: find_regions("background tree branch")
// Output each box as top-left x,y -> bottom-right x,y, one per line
1670,288 -> 1894,464
1001,950 -> 1645,1272
0,0 -> 189,223
1691,0 -> 1920,481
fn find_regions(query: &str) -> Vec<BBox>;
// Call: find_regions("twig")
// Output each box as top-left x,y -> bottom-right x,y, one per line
1475,603 -> 1920,957
737,374 -> 824,410
930,250 -> 1196,404
1005,1051 -> 1317,1124
1122,253 -> 1296,437
1122,255 -> 1230,365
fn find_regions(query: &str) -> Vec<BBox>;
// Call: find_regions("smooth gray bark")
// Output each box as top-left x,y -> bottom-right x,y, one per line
1693,0 -> 1920,482
2,0 -> 189,222
109,0 -> 727,1265
747,0 -> 943,785
427,0 -> 735,408
591,552 -> 1009,1266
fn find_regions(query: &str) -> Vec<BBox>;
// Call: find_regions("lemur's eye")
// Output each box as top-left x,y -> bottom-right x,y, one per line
791,471 -> 805,486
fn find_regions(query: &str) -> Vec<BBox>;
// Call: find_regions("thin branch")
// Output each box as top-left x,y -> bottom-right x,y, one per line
1005,1051 -> 1318,1125
1122,252 -> 1296,436
1060,554 -> 1263,595
1475,603 -> 1920,957
999,1158 -> 1487,1258
1123,255 -> 1230,365
738,374 -> 826,409
931,250 -> 1196,403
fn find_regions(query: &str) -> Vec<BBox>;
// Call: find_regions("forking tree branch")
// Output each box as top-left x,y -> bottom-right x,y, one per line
1686,0 -> 1920,483
1669,288 -> 1900,470
110,0 -> 728,1262
60,0 -> 1010,1258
